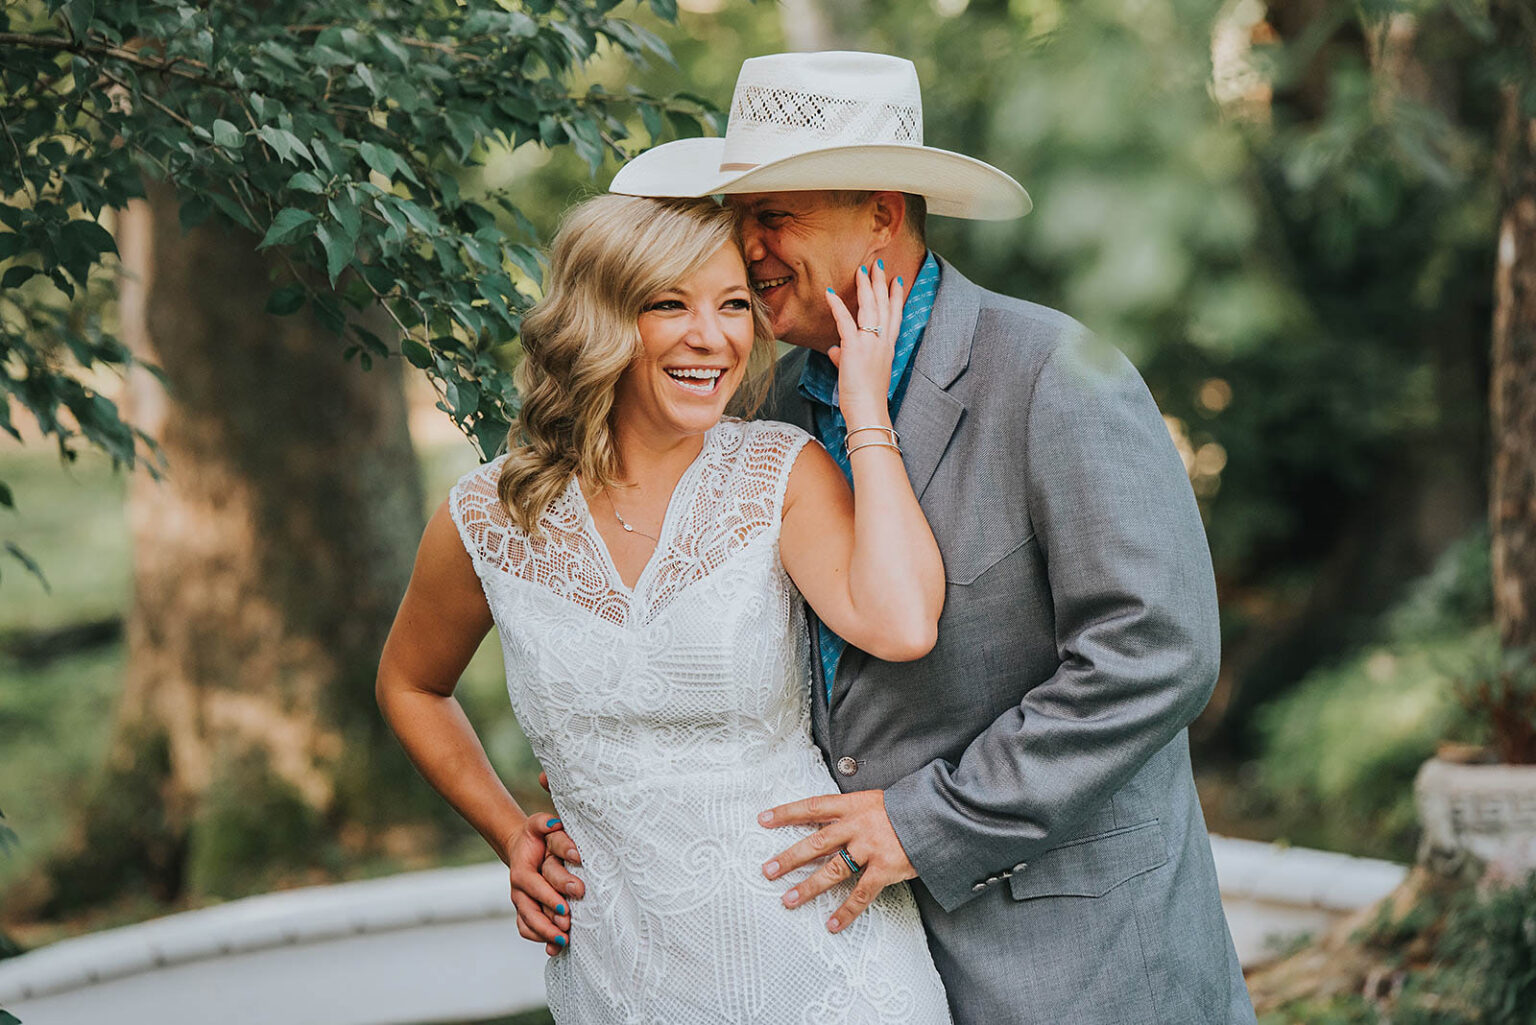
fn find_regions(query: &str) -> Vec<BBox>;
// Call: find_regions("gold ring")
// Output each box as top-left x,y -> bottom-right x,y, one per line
857,325 -> 881,336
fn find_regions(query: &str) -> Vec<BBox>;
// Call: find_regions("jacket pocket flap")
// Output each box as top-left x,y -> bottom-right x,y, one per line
1008,819 -> 1168,901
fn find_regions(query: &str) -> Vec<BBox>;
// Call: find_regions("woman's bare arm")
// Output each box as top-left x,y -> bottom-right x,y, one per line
779,265 -> 945,661
376,500 -> 569,949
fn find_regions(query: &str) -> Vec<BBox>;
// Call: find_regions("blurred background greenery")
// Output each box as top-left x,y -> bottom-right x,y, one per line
0,0 -> 1524,989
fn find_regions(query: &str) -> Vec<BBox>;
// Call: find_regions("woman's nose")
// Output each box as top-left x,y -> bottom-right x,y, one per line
688,309 -> 730,349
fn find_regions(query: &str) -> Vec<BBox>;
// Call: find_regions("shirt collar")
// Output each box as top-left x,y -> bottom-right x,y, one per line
797,251 -> 942,410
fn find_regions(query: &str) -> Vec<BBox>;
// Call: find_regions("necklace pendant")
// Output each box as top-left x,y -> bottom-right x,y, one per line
622,523 -> 634,532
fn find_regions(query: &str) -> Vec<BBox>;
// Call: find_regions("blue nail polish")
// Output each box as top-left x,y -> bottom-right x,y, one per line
826,287 -> 835,294
546,817 -> 560,827
556,903 -> 567,915
876,259 -> 884,270
895,277 -> 903,286
859,265 -> 868,275
555,935 -> 567,947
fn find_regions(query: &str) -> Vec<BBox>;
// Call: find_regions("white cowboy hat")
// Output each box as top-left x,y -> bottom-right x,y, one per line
609,51 -> 1031,220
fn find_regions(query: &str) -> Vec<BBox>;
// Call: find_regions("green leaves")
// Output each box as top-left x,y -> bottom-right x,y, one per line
0,0 -> 714,564
211,119 -> 244,150
259,208 -> 316,248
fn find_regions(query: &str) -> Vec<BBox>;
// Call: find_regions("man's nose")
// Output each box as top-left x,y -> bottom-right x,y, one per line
738,221 -> 766,263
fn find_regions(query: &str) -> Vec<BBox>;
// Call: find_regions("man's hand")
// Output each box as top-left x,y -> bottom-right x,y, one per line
759,789 -> 916,933
536,770 -> 583,957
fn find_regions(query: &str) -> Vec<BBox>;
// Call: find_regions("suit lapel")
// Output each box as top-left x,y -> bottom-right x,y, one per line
892,257 -> 979,500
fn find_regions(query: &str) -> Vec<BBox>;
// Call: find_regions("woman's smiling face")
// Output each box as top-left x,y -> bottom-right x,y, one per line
612,243 -> 758,439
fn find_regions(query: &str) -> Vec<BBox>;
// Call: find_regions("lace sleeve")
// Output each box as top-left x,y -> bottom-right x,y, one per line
446,455 -> 511,580
750,419 -> 816,522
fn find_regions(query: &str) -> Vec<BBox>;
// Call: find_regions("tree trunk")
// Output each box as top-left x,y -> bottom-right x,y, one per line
1492,83 -> 1536,653
43,182 -> 426,910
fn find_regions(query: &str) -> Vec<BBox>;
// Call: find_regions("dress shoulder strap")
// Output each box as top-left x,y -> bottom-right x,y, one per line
739,419 -> 817,520
447,454 -> 517,579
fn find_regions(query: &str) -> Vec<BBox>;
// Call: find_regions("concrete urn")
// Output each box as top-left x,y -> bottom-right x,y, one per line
1414,755 -> 1536,879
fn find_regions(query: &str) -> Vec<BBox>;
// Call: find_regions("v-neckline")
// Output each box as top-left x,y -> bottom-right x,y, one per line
569,427 -> 717,597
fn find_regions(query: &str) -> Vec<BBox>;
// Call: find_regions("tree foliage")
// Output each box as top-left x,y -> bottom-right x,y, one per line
0,0 -> 717,585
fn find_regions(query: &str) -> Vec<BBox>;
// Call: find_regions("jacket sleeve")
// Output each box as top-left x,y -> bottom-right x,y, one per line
882,332 -> 1221,913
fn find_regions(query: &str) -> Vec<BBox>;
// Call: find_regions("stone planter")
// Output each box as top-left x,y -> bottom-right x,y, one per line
1414,756 -> 1536,879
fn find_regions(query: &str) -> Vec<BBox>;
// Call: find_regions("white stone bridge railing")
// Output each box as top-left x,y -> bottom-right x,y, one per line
0,836 -> 1407,1025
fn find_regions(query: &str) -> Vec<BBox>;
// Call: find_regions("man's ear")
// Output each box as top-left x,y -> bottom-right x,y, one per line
867,191 -> 907,247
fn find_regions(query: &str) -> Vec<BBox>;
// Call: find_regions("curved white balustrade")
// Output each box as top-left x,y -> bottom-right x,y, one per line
0,836 -> 1408,1025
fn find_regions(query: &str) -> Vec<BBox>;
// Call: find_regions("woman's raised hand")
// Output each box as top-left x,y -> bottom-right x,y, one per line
823,260 -> 906,424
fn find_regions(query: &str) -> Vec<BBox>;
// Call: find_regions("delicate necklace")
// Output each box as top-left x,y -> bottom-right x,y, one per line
604,488 -> 659,544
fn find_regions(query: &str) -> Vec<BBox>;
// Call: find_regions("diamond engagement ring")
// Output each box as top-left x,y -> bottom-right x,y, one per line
857,325 -> 881,335
838,848 -> 864,874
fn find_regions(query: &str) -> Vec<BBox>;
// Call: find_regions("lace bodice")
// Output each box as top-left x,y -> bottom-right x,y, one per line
450,419 -> 816,796
448,418 -> 951,1025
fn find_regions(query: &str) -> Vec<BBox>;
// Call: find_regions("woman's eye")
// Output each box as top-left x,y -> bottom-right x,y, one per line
642,299 -> 685,312
723,298 -> 752,311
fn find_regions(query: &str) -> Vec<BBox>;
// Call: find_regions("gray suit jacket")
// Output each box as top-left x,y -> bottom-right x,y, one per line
765,259 -> 1256,1025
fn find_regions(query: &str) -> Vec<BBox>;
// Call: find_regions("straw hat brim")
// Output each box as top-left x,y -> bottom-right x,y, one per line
609,137 -> 1031,220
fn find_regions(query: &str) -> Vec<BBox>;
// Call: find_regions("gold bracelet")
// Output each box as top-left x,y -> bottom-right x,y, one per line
847,439 -> 902,456
846,425 -> 899,443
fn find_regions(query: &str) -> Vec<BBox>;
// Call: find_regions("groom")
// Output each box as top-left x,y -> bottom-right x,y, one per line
552,52 -> 1257,1024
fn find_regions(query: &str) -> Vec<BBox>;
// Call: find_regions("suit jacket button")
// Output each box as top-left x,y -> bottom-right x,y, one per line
1013,862 -> 1028,873
985,876 -> 1000,885
835,756 -> 858,777
971,882 -> 986,893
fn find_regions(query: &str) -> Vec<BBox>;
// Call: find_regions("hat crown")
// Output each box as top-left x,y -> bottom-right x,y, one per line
719,52 -> 924,171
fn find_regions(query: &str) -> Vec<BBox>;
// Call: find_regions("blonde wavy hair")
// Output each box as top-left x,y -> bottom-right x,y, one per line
498,194 -> 776,533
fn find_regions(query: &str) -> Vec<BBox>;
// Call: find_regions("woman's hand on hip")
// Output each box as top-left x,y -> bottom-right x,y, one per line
505,813 -> 572,955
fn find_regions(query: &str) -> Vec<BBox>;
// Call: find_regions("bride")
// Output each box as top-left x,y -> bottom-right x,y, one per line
376,194 -> 952,1023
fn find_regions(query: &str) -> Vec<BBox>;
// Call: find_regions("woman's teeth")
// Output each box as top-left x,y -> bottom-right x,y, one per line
753,275 -> 791,293
665,368 -> 723,394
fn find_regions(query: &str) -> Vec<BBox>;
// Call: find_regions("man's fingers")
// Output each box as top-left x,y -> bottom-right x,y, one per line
827,875 -> 883,933
763,825 -> 846,878
546,828 -> 583,866
760,792 -> 843,828
780,848 -> 853,909
825,345 -> 842,368
542,853 -> 586,899
538,771 -> 551,794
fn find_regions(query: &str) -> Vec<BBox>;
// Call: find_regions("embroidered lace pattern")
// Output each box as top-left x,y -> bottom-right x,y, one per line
449,419 -> 952,1025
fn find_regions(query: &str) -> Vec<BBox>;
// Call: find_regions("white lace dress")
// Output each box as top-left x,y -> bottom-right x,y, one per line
448,418 -> 952,1025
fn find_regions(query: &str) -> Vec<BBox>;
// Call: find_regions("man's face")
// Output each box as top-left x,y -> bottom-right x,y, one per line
731,191 -> 876,351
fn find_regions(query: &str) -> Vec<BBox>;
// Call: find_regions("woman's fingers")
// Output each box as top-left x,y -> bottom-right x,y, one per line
511,887 -> 567,945
824,287 -> 859,344
854,263 -> 876,332
869,260 -> 889,329
545,825 -> 582,866
542,852 -> 586,899
886,274 -> 906,341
